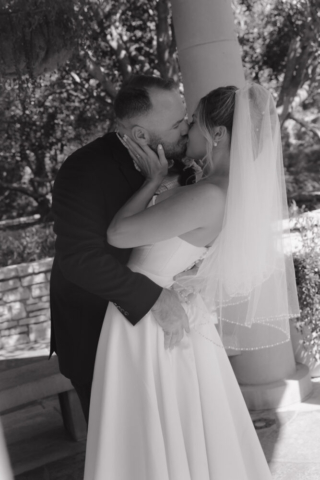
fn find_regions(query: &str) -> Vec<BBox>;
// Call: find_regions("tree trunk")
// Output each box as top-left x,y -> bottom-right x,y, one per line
156,0 -> 179,83
278,27 -> 313,126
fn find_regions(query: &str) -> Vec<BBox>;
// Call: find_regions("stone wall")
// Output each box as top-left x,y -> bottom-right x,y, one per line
0,258 -> 53,350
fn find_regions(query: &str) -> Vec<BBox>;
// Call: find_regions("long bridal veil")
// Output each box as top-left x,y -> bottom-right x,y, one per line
175,83 -> 300,351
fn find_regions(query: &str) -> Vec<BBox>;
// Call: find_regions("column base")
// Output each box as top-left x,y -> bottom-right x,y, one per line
240,363 -> 313,411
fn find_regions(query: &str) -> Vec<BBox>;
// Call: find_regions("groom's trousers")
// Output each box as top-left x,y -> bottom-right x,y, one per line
71,380 -> 92,424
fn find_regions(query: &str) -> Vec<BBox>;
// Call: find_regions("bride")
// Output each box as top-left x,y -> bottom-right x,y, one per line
83,83 -> 299,480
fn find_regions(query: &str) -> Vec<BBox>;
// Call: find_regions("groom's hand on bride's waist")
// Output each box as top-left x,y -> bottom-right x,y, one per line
151,289 -> 190,351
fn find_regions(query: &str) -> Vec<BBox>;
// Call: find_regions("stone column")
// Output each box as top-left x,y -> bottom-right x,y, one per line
171,0 -> 245,116
170,0 -> 312,409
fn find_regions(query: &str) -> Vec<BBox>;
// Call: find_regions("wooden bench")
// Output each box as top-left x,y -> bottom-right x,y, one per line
0,355 -> 87,441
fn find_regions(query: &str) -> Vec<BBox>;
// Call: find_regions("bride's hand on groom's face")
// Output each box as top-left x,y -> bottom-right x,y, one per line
151,288 -> 190,350
123,135 -> 168,183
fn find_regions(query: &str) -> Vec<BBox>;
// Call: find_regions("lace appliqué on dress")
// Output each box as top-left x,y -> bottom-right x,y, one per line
171,247 -> 225,349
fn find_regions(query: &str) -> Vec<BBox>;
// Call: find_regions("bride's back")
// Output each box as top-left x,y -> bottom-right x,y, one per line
153,176 -> 227,248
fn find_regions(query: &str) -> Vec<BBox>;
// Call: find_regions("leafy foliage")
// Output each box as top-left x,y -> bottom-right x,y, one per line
0,0 -> 77,77
233,0 -> 320,210
292,213 -> 320,361
0,0 -> 178,220
234,0 -> 320,111
0,223 -> 55,267
0,67 -> 114,219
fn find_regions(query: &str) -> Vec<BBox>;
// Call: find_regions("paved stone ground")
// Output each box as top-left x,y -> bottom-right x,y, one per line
254,378 -> 320,480
2,353 -> 320,479
2,395 -> 86,479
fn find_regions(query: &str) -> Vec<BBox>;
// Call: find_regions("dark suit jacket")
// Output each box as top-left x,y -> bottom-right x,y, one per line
50,132 -> 162,385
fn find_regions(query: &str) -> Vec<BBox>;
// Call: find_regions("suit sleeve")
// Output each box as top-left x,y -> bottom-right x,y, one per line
52,154 -> 162,325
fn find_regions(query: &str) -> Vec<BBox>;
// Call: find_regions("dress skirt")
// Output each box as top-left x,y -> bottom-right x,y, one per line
83,301 -> 272,480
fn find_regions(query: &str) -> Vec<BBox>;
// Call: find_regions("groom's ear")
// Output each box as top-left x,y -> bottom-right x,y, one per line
131,126 -> 150,146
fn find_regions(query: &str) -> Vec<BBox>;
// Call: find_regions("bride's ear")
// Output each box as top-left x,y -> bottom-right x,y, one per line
213,126 -> 227,144
131,126 -> 150,146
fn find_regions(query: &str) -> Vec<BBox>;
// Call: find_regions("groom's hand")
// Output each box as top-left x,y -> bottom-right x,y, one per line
151,289 -> 190,350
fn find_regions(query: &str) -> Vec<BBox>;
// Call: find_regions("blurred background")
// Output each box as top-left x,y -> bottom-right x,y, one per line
0,0 -> 319,266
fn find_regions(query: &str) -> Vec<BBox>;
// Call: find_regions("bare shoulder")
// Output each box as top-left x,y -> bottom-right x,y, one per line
172,180 -> 224,198
194,182 -> 226,220
194,180 -> 226,198
181,181 -> 227,209
154,180 -> 226,228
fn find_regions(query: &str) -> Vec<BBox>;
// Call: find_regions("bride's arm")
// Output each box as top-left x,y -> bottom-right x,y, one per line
108,136 -> 224,248
108,179 -> 224,248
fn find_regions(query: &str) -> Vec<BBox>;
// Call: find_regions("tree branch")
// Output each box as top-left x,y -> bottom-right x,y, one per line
277,37 -> 298,108
87,4 -> 132,81
156,0 -> 170,79
287,113 -> 320,141
291,34 -> 313,92
106,24 -> 132,80
278,24 -> 314,125
156,0 -> 179,82
0,179 -> 48,200
81,51 -> 117,99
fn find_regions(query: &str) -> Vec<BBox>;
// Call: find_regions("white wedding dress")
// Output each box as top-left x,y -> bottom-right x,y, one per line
84,203 -> 273,480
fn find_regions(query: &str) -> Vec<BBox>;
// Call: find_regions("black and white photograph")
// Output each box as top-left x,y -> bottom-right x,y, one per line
0,1 -> 320,479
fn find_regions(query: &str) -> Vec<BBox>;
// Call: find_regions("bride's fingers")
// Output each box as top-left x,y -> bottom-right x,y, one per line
139,143 -> 159,158
157,144 -> 167,164
123,135 -> 145,158
139,144 -> 167,168
127,144 -> 143,163
157,144 -> 169,173
125,145 -> 148,171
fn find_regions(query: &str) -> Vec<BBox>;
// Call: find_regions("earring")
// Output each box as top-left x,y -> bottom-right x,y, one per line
213,141 -> 217,147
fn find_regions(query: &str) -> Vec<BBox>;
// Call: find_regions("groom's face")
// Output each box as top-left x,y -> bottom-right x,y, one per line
137,88 -> 189,161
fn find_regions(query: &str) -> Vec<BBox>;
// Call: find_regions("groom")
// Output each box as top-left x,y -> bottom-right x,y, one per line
50,75 -> 192,422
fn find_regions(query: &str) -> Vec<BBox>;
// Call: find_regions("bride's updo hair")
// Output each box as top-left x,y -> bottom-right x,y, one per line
196,86 -> 238,175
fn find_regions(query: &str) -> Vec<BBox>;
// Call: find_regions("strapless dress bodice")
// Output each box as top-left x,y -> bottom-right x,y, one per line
127,237 -> 208,288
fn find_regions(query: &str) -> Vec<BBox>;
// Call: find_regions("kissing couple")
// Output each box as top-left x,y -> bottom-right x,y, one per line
50,75 -> 299,479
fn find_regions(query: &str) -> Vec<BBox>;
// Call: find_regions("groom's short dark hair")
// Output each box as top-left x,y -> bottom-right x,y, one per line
114,75 -> 176,120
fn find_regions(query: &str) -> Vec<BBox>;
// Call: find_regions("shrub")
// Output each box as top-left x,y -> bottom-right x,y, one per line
0,223 -> 55,268
292,212 -> 320,362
